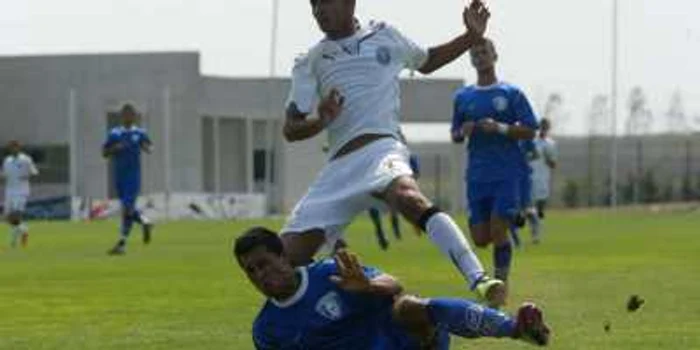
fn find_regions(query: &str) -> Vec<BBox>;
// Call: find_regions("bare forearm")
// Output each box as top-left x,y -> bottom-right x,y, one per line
283,118 -> 326,142
419,33 -> 476,75
506,125 -> 536,140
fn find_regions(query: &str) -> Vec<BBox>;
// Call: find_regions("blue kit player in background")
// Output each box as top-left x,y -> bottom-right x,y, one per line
451,38 -> 538,283
369,153 -> 421,250
235,226 -> 550,350
103,104 -> 154,255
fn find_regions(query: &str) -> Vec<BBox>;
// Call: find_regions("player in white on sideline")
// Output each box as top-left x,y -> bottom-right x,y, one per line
529,118 -> 557,244
281,0 -> 506,307
1,140 -> 39,248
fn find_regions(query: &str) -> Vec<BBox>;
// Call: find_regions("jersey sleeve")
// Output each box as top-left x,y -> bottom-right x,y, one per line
544,141 -> 558,163
384,24 -> 429,71
252,316 -> 280,350
103,129 -> 120,149
27,156 -> 39,176
512,89 -> 538,129
140,129 -> 152,146
285,53 -> 320,115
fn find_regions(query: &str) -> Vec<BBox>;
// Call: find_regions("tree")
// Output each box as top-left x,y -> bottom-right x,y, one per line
666,90 -> 687,134
588,95 -> 610,136
625,87 -> 653,136
542,93 -> 569,134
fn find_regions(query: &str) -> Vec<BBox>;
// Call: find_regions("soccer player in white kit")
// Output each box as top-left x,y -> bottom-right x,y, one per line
281,0 -> 506,307
529,118 -> 557,244
1,140 -> 39,248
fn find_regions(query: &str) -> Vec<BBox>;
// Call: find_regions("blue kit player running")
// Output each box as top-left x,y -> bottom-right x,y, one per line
451,39 -> 538,283
235,226 -> 550,350
103,104 -> 154,255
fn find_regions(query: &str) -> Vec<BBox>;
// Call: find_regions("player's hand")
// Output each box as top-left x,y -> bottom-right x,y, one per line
317,88 -> 344,127
478,118 -> 500,134
330,250 -> 372,293
463,0 -> 490,38
463,121 -> 476,137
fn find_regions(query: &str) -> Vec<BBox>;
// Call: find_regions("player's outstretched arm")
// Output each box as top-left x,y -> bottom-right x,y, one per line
330,250 -> 403,297
418,0 -> 490,74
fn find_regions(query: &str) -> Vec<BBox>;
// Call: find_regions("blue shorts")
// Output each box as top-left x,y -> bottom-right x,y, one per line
518,173 -> 533,209
467,179 -> 519,226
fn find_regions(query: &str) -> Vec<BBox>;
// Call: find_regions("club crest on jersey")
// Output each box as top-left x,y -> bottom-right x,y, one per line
131,134 -> 140,143
492,96 -> 509,112
315,292 -> 343,321
376,46 -> 391,66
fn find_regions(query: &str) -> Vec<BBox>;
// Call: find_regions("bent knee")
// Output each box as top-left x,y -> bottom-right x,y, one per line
392,295 -> 430,331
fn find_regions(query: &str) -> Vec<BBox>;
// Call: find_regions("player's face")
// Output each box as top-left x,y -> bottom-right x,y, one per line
7,142 -> 20,155
122,111 -> 136,126
540,120 -> 551,133
239,246 -> 297,299
312,0 -> 353,35
469,41 -> 497,72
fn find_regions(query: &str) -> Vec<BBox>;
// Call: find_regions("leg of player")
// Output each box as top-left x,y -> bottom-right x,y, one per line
108,194 -> 136,255
393,295 -> 550,346
509,222 -> 522,248
7,212 -> 21,249
280,229 -> 328,267
383,175 -> 506,308
368,208 -> 389,250
131,209 -> 154,245
390,208 -> 402,240
491,216 -> 513,283
17,212 -> 28,248
533,200 -> 547,244
525,206 -> 541,245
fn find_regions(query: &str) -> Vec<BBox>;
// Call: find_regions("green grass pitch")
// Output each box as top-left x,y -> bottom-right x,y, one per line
1,209 -> 699,349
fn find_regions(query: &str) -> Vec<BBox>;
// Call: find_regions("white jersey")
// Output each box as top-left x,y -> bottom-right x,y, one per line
286,21 -> 428,157
2,153 -> 38,197
530,137 -> 557,200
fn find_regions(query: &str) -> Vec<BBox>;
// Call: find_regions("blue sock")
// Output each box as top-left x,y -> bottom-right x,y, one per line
120,215 -> 135,244
509,225 -> 521,247
494,242 -> 513,281
391,212 -> 401,239
427,298 -> 515,338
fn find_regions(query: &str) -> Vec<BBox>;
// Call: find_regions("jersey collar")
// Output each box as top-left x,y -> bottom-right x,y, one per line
473,81 -> 503,91
270,267 -> 309,308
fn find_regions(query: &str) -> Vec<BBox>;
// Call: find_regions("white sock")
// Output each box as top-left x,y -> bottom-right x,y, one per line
426,213 -> 486,289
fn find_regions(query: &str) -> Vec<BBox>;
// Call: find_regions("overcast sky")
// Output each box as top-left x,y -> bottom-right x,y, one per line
2,0 -> 699,135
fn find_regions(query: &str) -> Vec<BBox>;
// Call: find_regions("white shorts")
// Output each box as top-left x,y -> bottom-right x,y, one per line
531,178 -> 550,202
282,138 -> 413,247
4,195 -> 28,215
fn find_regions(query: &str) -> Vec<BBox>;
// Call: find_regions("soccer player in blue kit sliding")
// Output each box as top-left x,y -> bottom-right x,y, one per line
451,38 -> 539,283
103,104 -> 154,255
235,226 -> 550,349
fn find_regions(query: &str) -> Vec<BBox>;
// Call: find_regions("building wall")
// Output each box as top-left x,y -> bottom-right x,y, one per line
0,52 -> 203,199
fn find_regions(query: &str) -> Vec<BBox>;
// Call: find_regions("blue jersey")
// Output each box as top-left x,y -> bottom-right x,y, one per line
451,82 -> 538,183
103,126 -> 151,191
252,260 -> 427,350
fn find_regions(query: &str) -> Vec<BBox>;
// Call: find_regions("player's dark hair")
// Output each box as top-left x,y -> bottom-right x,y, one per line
234,226 -> 284,259
121,103 -> 137,115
